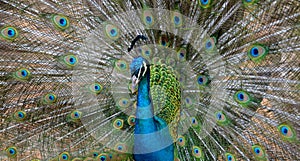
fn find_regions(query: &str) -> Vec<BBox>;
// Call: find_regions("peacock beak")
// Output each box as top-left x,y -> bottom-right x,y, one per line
131,75 -> 139,94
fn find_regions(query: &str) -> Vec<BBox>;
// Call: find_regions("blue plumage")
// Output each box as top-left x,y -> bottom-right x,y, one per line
130,57 -> 174,161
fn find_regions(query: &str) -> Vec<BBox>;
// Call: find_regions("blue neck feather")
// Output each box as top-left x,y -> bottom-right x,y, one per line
137,71 -> 151,108
133,70 -> 174,161
135,71 -> 157,134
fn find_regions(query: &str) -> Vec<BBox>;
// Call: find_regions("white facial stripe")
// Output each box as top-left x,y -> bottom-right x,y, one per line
137,64 -> 142,79
142,61 -> 147,76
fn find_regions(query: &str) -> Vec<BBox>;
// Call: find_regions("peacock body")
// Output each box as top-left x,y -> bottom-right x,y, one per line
0,0 -> 299,161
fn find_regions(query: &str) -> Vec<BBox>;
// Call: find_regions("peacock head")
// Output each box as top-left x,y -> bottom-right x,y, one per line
130,56 -> 150,92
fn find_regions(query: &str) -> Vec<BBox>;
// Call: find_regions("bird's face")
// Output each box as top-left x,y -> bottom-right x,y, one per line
130,56 -> 149,93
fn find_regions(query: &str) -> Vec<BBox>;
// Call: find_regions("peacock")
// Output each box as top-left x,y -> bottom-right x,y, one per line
0,0 -> 299,160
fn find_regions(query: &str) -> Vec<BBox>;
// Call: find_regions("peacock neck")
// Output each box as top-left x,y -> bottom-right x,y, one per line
135,71 -> 156,134
133,70 -> 174,159
137,72 -> 151,108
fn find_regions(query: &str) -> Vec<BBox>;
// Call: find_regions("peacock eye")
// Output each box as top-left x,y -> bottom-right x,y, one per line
281,126 -> 288,135
100,156 -> 106,161
49,95 -> 54,100
159,35 -> 169,47
93,152 -> 99,157
8,28 -> 15,37
247,44 -> 269,62
88,83 -> 103,94
110,29 -> 116,36
63,55 -> 78,67
6,146 -> 17,158
204,37 -> 217,52
206,41 -> 211,48
146,16 -> 152,23
21,70 -> 27,76
142,9 -> 154,26
145,50 -> 150,56
14,68 -> 31,81
190,117 -> 199,128
114,143 -> 127,153
52,15 -> 70,30
177,135 -> 186,147
234,90 -> 251,105
59,152 -> 70,160
215,111 -> 230,126
42,93 -> 57,105
60,18 -> 67,26
113,119 -> 124,129
141,45 -> 152,58
9,148 -> 16,154
62,154 -> 68,160
251,145 -> 266,159
174,16 -> 180,24
184,96 -> 194,108
118,145 -> 122,150
117,97 -> 130,109
70,110 -> 82,121
94,84 -> 100,90
198,0 -> 212,8
97,153 -> 109,161
197,74 -> 209,86
177,48 -> 186,62
225,153 -> 236,161
115,60 -> 129,72
216,111 -> 225,121
192,146 -> 203,159
172,11 -> 183,27
18,112 -> 24,118
105,24 -> 120,40
127,115 -> 135,126
14,110 -> 27,121
1,26 -> 18,40
254,148 -> 260,154
277,123 -> 296,142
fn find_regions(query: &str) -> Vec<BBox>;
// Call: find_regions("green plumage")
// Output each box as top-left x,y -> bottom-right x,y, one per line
150,63 -> 181,140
